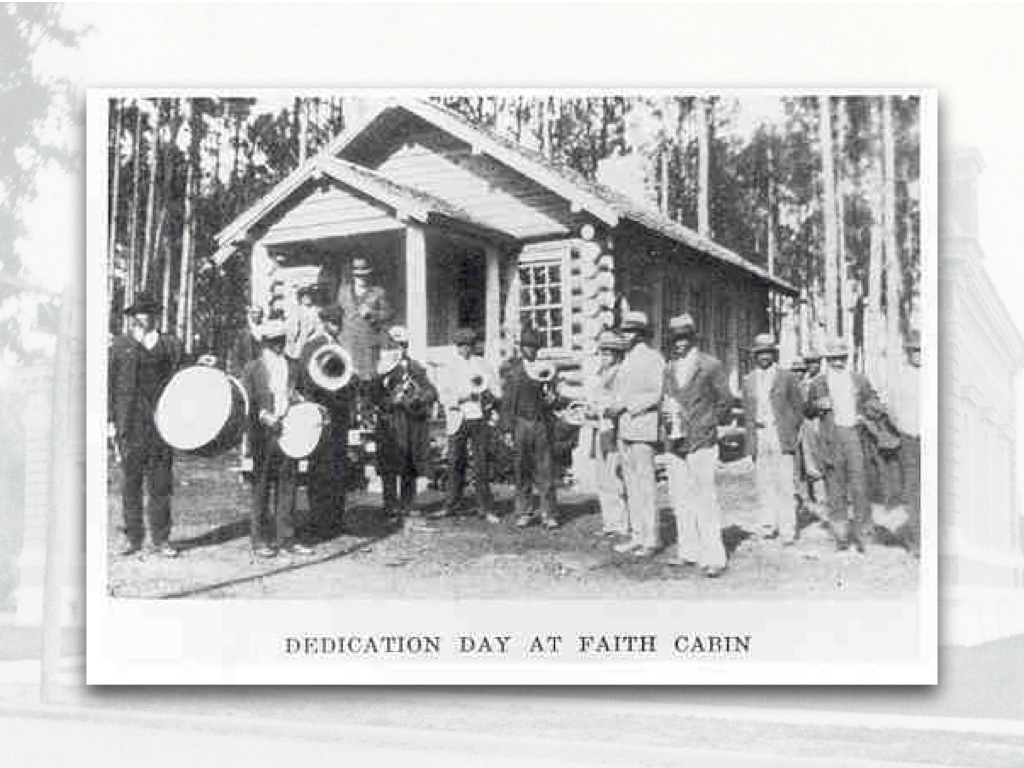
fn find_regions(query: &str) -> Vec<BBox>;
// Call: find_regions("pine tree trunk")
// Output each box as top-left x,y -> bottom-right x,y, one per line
127,103 -> 144,304
107,98 -> 124,324
176,99 -> 197,345
865,99 -> 885,386
882,95 -> 901,403
140,100 -> 160,293
819,95 -> 839,337
696,97 -> 712,238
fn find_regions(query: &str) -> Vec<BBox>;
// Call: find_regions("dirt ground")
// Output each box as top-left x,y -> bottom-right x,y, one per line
105,452 -> 919,600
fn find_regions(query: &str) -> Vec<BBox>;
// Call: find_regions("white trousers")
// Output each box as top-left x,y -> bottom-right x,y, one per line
754,426 -> 796,542
667,447 -> 726,569
597,443 -> 629,535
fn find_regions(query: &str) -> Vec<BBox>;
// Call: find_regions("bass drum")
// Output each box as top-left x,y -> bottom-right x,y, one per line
278,402 -> 328,459
155,366 -> 248,457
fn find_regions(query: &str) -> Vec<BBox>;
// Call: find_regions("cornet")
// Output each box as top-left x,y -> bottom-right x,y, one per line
307,342 -> 354,392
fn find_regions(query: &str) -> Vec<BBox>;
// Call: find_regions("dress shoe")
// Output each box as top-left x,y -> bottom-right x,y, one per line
484,512 -> 502,525
632,546 -> 659,558
119,543 -> 143,557
701,565 -> 727,578
427,507 -> 456,520
666,556 -> 698,567
151,543 -> 179,558
253,546 -> 277,559
613,540 -> 641,554
541,515 -> 560,530
283,543 -> 314,556
515,513 -> 537,529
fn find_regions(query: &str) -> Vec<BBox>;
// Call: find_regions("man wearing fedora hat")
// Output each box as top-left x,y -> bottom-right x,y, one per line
108,291 -> 184,557
605,310 -> 665,557
586,330 -> 630,538
660,313 -> 733,575
337,256 -> 393,380
500,327 -> 561,529
298,303 -> 352,539
369,325 -> 438,521
805,338 -> 884,553
741,332 -> 805,544
242,319 -> 311,557
794,347 -> 829,523
433,326 -> 498,521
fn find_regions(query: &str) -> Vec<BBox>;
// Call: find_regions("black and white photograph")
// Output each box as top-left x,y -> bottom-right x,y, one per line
87,89 -> 935,684
6,1 -> 1024,764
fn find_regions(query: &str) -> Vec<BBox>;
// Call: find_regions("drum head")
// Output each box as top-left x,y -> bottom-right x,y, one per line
155,366 -> 234,452
279,402 -> 326,459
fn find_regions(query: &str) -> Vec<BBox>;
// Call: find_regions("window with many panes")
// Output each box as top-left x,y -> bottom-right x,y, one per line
519,259 -> 565,350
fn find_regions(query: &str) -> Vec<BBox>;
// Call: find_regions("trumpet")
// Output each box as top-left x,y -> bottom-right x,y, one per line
307,342 -> 354,392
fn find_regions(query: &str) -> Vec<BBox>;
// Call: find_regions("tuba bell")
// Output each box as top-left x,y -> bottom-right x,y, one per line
308,342 -> 354,392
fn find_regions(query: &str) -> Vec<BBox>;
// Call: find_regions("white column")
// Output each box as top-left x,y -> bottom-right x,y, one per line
251,240 -> 275,307
405,223 -> 428,359
484,243 -> 501,365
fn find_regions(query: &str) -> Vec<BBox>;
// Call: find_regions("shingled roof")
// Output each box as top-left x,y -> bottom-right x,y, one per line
331,98 -> 797,295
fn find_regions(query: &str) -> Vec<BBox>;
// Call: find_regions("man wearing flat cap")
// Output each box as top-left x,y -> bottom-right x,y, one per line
108,291 -> 183,557
298,303 -> 352,539
660,313 -> 733,576
337,256 -> 393,380
433,326 -> 498,520
805,339 -> 885,553
605,310 -> 665,557
370,325 -> 438,521
741,332 -> 805,544
500,327 -> 562,529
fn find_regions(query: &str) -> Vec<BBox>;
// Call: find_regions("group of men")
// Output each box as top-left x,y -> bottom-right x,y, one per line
581,310 -> 921,577
110,257 -> 921,573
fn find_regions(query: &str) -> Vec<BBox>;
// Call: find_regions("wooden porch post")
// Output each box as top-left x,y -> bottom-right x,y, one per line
405,223 -> 428,359
484,243 -> 501,365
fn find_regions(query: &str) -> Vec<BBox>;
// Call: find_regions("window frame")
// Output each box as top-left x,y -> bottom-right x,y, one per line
517,241 -> 571,355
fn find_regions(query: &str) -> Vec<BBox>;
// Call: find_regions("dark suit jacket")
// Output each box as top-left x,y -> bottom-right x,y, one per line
741,366 -> 805,456
805,370 -> 883,465
108,333 -> 183,448
337,284 -> 393,378
661,351 -> 732,456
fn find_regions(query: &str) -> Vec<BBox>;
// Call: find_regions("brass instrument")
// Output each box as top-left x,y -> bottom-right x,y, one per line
523,359 -> 559,407
307,342 -> 354,392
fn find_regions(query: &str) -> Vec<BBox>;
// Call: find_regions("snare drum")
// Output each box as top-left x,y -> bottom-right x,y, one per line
278,402 -> 328,459
155,366 -> 248,456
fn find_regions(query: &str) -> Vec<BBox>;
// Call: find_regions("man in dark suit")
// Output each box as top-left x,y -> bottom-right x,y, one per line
500,328 -> 560,530
108,291 -> 183,557
369,325 -> 439,521
337,256 -> 393,380
660,314 -> 733,576
298,303 -> 352,539
242,320 -> 311,558
741,333 -> 805,544
805,339 -> 885,553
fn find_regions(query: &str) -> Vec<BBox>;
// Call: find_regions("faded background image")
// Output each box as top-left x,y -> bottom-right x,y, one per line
0,3 -> 1022,767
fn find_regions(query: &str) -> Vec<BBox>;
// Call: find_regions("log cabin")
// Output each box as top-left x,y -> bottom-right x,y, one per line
211,98 -> 796,388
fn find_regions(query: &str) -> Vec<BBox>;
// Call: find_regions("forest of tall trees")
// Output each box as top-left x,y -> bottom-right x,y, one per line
106,93 -> 921,398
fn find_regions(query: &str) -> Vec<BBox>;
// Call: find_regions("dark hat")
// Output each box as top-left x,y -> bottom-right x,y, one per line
668,313 -> 697,339
904,330 -> 921,350
519,327 -> 543,349
124,291 -> 161,316
319,304 -> 345,326
351,256 -> 373,276
453,327 -> 477,346
620,310 -> 649,332
296,282 -> 322,301
751,332 -> 778,354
